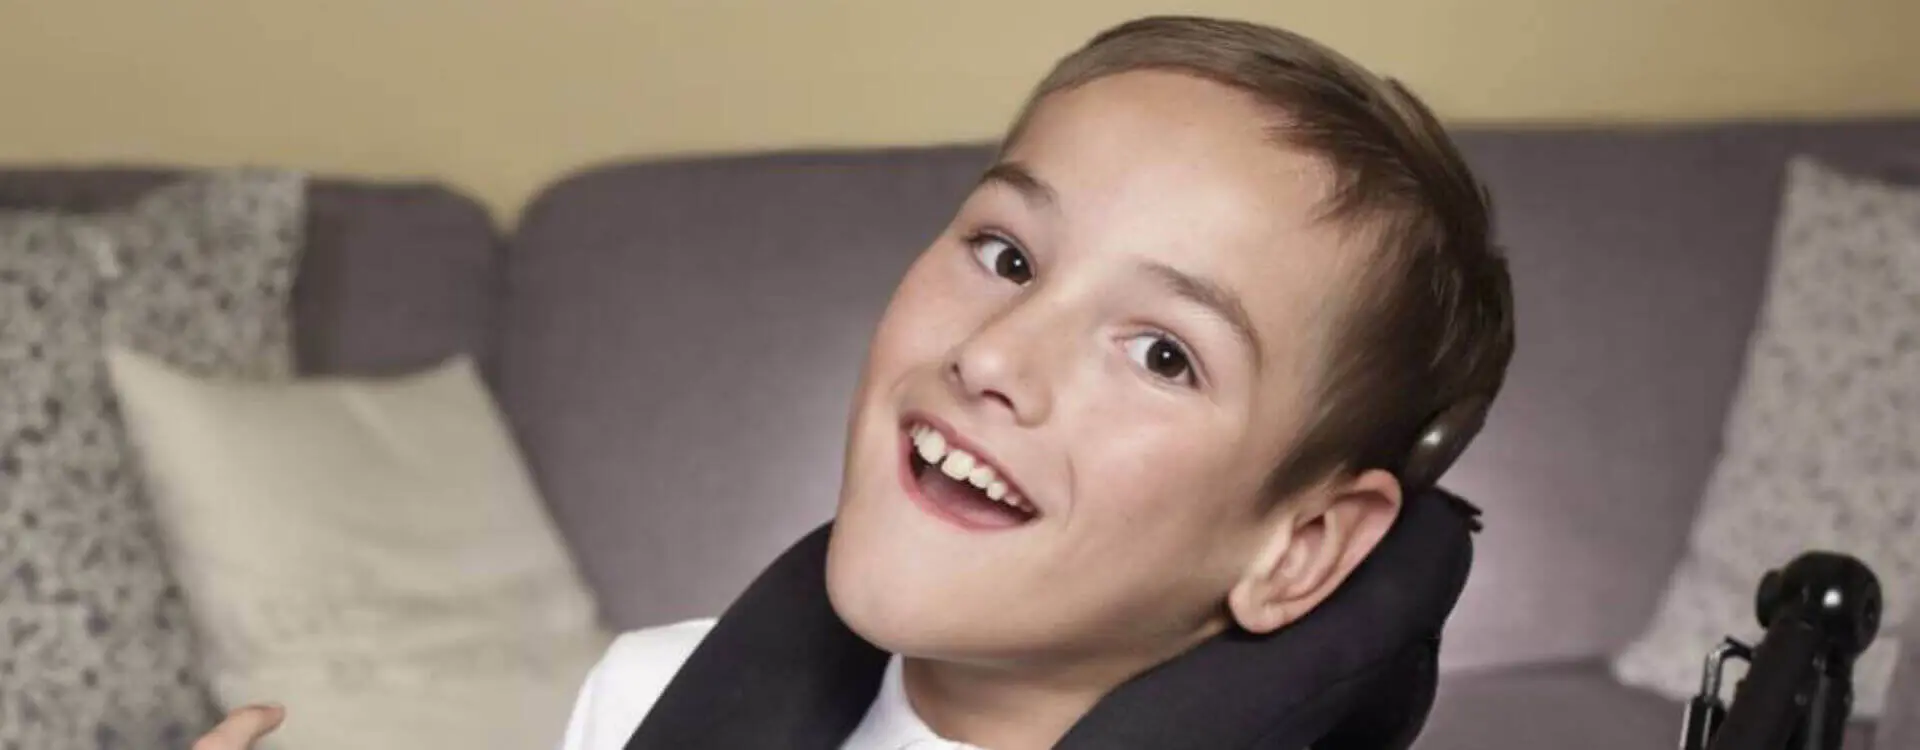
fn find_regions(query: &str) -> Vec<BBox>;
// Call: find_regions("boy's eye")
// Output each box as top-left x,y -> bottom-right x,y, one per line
1125,333 -> 1197,387
968,234 -> 1034,285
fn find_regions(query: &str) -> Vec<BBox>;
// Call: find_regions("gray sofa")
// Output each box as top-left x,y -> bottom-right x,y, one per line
5,117 -> 1917,749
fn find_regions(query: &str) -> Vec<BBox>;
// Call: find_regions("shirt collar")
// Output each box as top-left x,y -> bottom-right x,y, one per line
841,655 -> 980,750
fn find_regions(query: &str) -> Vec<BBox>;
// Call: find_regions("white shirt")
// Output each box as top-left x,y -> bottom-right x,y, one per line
558,618 -> 982,750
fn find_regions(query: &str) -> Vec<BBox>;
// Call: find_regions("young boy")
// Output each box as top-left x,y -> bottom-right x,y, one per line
197,14 -> 1511,750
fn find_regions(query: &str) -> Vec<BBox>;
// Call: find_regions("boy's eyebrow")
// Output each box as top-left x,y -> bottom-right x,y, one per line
979,161 -> 1058,211
1139,260 -> 1264,368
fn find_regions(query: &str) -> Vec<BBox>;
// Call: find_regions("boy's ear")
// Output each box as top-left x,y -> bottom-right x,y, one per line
1227,468 -> 1403,634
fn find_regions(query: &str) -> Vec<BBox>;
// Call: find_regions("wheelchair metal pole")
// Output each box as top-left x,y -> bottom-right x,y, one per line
1681,639 -> 1748,750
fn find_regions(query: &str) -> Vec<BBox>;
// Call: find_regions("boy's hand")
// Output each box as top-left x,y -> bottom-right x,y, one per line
193,704 -> 285,750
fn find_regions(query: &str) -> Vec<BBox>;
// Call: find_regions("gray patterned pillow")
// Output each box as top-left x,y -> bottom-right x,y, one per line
1614,157 -> 1920,717
0,170 -> 304,749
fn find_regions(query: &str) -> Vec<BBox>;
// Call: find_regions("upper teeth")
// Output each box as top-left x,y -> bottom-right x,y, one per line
910,423 -> 1029,511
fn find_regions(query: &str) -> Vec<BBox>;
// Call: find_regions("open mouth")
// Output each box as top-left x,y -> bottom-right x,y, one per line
900,420 -> 1039,530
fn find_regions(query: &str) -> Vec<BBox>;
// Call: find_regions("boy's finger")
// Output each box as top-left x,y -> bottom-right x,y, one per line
194,704 -> 285,750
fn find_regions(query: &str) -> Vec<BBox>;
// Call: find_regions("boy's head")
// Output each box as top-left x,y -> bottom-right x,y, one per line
827,16 -> 1513,673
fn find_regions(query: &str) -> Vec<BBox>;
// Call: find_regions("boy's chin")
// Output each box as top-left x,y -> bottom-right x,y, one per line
833,603 -> 1035,664
826,546 -> 1013,659
827,586 -> 939,657
824,541 -> 930,652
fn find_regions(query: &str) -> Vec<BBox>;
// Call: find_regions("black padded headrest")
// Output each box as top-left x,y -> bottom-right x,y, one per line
626,487 -> 1478,750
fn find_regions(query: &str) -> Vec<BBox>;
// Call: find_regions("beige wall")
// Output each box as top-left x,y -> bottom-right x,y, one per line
5,0 -> 1917,221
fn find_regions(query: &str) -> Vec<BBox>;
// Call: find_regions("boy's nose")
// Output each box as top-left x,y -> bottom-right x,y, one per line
944,313 -> 1056,427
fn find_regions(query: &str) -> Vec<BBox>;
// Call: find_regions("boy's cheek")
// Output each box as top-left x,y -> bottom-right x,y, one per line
869,304 -> 964,375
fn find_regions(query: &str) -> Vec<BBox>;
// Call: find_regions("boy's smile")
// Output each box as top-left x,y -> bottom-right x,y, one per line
902,415 -> 1041,531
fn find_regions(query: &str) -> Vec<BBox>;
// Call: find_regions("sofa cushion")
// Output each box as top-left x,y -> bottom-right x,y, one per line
0,168 -> 504,378
1876,609 -> 1920,749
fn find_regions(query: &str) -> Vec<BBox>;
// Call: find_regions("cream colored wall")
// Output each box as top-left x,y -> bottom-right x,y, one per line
4,0 -> 1917,221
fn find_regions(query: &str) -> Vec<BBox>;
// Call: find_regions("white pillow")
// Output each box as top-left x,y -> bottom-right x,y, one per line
1613,157 -> 1920,716
105,348 -> 612,749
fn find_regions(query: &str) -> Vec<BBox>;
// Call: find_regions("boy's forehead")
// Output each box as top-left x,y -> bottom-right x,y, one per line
1002,70 -> 1341,241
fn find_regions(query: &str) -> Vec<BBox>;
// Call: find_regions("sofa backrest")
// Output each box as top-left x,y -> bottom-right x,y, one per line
499,146 -> 983,634
499,120 -> 1920,671
0,169 -> 503,378
1440,121 -> 1920,667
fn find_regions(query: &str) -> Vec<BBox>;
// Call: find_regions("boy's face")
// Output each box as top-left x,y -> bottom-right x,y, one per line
827,71 -> 1370,667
